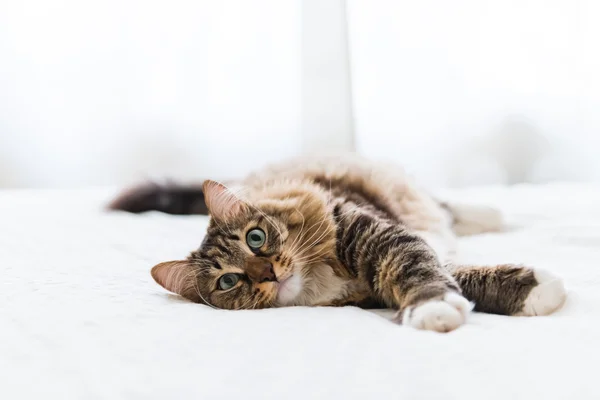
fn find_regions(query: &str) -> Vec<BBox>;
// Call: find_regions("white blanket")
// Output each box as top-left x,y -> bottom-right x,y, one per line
2,184 -> 598,399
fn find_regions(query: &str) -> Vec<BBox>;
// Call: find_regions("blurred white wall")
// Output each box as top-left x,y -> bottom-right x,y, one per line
3,0 -> 600,189
302,0 -> 354,153
0,0 -> 303,187
348,0 -> 600,188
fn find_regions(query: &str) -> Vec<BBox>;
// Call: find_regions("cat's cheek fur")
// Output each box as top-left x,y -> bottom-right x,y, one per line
400,292 -> 473,333
516,269 -> 567,316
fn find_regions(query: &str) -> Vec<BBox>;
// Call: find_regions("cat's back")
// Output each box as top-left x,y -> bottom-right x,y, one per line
246,154 -> 409,190
243,154 -> 440,227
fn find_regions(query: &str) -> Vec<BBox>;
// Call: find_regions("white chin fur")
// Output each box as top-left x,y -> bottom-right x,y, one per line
516,269 -> 567,316
275,274 -> 304,306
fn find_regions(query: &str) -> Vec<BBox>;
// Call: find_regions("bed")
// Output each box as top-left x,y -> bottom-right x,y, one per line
2,183 -> 598,399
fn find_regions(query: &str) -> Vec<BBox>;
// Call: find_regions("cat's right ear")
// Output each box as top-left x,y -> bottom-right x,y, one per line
202,180 -> 247,220
151,260 -> 202,302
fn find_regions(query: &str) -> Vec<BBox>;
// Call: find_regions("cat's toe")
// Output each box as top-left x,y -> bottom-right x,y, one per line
516,269 -> 566,316
399,292 -> 473,333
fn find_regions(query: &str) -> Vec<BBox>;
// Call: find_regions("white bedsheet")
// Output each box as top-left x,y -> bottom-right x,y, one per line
2,184 -> 599,399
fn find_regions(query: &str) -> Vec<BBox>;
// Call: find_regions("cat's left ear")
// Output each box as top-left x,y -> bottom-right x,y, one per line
151,260 -> 202,302
202,180 -> 247,220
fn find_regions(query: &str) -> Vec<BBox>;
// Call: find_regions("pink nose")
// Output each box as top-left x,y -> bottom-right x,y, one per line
259,264 -> 276,283
246,258 -> 277,283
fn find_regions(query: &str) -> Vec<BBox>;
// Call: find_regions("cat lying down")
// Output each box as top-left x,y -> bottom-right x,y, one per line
110,155 -> 567,333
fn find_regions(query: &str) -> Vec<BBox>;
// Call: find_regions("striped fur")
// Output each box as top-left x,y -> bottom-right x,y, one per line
110,155 -> 567,331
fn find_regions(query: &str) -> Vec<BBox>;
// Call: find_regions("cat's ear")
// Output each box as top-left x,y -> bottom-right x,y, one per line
151,260 -> 202,302
202,180 -> 247,220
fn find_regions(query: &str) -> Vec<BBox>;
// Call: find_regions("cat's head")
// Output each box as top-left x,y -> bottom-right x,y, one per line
151,179 -> 336,309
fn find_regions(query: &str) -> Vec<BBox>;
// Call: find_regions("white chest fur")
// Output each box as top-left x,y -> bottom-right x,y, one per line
276,263 -> 350,307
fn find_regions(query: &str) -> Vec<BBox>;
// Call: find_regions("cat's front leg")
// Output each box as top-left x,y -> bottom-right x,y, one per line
335,205 -> 471,332
376,247 -> 473,332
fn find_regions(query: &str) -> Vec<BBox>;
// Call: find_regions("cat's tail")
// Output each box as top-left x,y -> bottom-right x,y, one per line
440,202 -> 505,236
108,181 -> 209,215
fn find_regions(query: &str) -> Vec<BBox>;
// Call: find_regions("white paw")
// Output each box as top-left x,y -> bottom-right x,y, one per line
402,292 -> 473,332
517,269 -> 567,316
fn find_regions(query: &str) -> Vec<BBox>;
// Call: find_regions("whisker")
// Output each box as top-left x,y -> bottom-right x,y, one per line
286,206 -> 306,256
292,245 -> 335,264
237,293 -> 256,310
251,290 -> 266,310
292,204 -> 357,258
289,212 -> 332,257
291,202 -> 362,263
188,269 -> 222,310
232,187 -> 286,250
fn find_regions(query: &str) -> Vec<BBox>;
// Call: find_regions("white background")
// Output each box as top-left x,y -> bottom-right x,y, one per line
348,0 -> 600,188
2,0 -> 600,188
0,0 -> 304,187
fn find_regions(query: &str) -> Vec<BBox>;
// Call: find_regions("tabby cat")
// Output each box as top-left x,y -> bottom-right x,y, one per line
110,155 -> 566,332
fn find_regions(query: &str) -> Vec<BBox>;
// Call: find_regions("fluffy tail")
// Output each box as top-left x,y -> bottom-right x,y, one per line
441,202 -> 505,236
108,181 -> 209,215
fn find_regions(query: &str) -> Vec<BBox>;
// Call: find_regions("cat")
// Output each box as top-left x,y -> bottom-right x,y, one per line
109,155 -> 567,332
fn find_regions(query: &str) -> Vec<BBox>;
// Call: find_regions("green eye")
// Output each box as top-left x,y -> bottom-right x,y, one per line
218,273 -> 240,290
246,228 -> 266,249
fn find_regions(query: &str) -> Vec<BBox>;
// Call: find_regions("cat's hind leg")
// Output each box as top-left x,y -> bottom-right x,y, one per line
442,202 -> 505,236
448,264 -> 567,316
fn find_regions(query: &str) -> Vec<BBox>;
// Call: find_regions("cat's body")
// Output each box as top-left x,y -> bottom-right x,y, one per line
110,155 -> 567,332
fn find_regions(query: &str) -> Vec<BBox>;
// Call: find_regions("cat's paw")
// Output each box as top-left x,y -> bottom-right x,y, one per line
399,292 -> 473,333
516,269 -> 566,316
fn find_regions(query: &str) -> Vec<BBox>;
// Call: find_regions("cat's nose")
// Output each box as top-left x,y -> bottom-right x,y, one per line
259,263 -> 276,283
246,258 -> 277,283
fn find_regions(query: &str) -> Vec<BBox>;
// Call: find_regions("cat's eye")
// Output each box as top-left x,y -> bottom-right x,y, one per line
246,228 -> 266,249
218,273 -> 240,290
